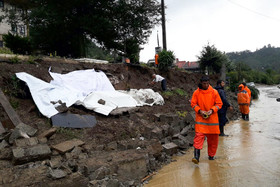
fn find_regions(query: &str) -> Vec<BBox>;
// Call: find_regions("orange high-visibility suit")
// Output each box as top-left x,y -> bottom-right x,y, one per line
155,54 -> 159,66
244,86 -> 251,104
237,84 -> 250,115
191,85 -> 223,157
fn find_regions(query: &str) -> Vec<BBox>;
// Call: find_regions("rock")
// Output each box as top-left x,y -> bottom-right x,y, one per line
0,148 -> 13,160
37,127 -> 57,139
16,123 -> 37,136
117,157 -> 147,181
9,129 -> 29,144
89,166 -> 110,180
49,169 -> 67,179
151,126 -> 163,139
49,156 -> 63,169
0,140 -> 9,149
51,139 -> 85,154
14,137 -> 38,147
180,125 -> 192,136
146,140 -> 162,158
105,141 -> 118,151
98,99 -> 106,105
12,144 -> 51,164
162,142 -> 178,155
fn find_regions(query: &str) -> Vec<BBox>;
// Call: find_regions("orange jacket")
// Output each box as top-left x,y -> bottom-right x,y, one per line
191,85 -> 223,134
155,54 -> 159,65
237,84 -> 250,105
244,86 -> 251,99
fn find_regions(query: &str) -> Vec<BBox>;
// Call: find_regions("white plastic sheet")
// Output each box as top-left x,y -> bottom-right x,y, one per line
16,69 -> 164,118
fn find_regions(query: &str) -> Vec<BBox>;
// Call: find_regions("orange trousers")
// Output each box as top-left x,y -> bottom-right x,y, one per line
239,105 -> 249,114
193,132 -> 219,157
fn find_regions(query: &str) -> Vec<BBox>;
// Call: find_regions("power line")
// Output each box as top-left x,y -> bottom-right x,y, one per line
227,0 -> 280,22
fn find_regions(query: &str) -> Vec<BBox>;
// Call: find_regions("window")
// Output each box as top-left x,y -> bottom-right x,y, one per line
0,0 -> 4,8
0,41 -> 3,48
19,25 -> 25,35
11,24 -> 17,33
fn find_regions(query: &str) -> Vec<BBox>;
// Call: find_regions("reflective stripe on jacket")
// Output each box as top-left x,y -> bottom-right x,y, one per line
191,85 -> 223,134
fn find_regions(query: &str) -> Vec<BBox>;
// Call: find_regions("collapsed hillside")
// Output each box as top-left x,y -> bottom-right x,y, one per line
0,57 -> 239,186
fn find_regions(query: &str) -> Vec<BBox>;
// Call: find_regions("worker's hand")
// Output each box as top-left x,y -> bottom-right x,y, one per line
206,110 -> 213,116
229,106 -> 233,111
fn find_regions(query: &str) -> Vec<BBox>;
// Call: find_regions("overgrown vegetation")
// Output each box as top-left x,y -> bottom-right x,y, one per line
3,33 -> 32,55
0,47 -> 13,54
227,45 -> 280,73
158,50 -> 175,72
57,127 -> 81,139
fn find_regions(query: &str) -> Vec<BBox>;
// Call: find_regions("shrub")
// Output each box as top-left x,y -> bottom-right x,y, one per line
158,50 -> 175,72
3,33 -> 32,55
248,86 -> 259,100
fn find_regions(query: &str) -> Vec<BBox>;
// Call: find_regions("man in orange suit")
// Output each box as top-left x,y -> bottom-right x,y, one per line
191,76 -> 223,164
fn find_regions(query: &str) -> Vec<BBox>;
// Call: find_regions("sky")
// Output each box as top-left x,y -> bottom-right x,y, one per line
140,0 -> 280,63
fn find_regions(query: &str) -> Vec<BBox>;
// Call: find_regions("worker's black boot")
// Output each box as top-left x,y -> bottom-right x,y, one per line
245,114 -> 249,121
208,156 -> 215,160
219,125 -> 229,136
192,148 -> 200,164
242,114 -> 245,120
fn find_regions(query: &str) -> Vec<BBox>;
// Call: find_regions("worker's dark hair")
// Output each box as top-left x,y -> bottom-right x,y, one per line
217,80 -> 223,85
242,82 -> 246,86
200,75 -> 209,82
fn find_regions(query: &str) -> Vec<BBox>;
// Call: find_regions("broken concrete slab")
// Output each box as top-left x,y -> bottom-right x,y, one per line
51,139 -> 85,154
51,113 -> 96,128
37,127 -> 57,139
9,128 -> 30,144
162,142 -> 178,155
16,123 -> 37,136
14,137 -> 39,147
12,144 -> 51,164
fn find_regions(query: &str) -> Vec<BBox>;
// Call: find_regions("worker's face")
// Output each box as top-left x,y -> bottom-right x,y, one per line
201,81 -> 209,90
221,81 -> 225,88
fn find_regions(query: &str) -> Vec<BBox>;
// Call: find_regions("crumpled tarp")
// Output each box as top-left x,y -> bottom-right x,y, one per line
16,68 -> 164,118
16,68 -> 137,117
119,89 -> 164,106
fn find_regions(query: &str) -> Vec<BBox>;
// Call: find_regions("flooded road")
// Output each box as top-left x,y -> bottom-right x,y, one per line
145,86 -> 280,187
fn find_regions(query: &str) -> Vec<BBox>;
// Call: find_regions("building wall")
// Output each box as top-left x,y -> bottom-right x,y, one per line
0,1 -> 27,47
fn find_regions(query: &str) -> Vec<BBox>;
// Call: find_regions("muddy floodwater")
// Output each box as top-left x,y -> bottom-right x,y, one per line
145,85 -> 280,187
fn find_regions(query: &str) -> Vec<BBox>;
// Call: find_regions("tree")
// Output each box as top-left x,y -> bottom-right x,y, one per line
29,0 -> 161,58
197,44 -> 229,74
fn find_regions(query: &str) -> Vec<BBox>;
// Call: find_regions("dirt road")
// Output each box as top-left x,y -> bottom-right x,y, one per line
145,85 -> 280,187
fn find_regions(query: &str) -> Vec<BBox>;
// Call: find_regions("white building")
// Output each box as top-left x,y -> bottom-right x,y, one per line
0,0 -> 27,47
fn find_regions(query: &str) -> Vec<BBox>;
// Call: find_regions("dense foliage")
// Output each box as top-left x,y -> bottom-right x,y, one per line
197,44 -> 230,74
2,0 -> 161,60
29,0 -> 161,59
227,45 -> 280,73
158,50 -> 175,72
3,33 -> 32,54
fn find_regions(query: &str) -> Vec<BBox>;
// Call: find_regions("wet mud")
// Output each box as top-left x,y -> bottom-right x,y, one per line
145,85 -> 280,187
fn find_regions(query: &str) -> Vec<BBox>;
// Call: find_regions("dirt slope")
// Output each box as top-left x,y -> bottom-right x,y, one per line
0,58 -> 239,186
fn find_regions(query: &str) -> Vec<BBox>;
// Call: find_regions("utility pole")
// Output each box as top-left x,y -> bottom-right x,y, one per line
161,0 -> 167,51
